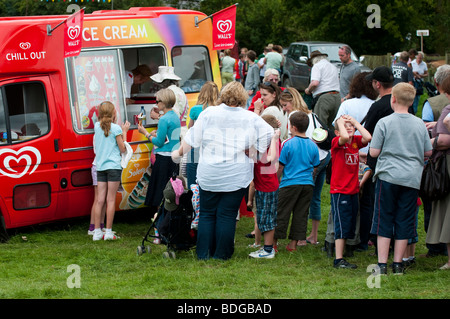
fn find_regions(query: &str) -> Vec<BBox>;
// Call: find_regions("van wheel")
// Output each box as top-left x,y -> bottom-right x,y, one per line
0,213 -> 9,243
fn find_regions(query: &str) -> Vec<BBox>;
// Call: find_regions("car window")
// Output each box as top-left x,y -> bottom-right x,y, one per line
0,82 -> 49,144
300,46 -> 308,58
290,45 -> 302,63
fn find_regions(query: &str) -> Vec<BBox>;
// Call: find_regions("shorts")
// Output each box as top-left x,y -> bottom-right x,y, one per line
91,165 -> 97,186
371,179 -> 418,240
331,193 -> 358,240
97,169 -> 122,183
255,190 -> 278,233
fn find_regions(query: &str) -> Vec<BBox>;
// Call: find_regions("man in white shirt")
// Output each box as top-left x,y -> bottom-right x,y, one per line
411,52 -> 428,114
305,50 -> 341,129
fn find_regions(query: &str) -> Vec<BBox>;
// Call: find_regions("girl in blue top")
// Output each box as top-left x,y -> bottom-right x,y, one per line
138,88 -> 181,212
186,81 -> 219,187
93,101 -> 130,241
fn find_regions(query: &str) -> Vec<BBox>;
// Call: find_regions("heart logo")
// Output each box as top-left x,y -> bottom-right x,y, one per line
217,20 -> 232,33
67,25 -> 81,40
0,146 -> 41,179
19,42 -> 31,50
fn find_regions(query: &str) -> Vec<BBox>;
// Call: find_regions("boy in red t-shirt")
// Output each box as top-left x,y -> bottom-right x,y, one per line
330,115 -> 371,269
249,115 -> 281,259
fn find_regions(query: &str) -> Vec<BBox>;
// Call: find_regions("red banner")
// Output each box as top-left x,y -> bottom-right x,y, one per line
64,9 -> 84,58
212,5 -> 237,50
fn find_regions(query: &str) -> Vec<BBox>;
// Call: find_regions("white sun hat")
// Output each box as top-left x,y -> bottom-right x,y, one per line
151,66 -> 182,83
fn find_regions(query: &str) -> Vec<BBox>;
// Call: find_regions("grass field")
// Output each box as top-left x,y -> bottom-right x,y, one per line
0,94 -> 448,309
0,182 -> 448,303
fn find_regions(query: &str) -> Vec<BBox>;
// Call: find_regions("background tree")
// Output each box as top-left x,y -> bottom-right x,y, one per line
0,0 -> 448,56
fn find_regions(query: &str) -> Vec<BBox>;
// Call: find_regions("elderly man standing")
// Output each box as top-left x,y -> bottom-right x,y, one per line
411,51 -> 429,114
304,50 -> 340,129
338,45 -> 360,102
422,64 -> 450,123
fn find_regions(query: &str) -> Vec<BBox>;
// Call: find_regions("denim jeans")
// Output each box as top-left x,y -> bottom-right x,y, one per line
186,148 -> 199,188
196,187 -> 247,260
309,151 -> 331,221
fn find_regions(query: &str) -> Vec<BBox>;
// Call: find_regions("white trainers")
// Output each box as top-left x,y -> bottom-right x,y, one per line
92,229 -> 104,241
104,232 -> 119,240
249,248 -> 275,259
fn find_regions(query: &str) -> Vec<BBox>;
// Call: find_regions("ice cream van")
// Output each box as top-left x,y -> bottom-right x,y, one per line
0,7 -> 222,240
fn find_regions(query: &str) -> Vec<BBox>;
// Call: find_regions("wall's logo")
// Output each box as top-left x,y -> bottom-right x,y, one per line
216,20 -> 232,33
0,146 -> 41,178
19,42 -> 31,50
67,25 -> 81,40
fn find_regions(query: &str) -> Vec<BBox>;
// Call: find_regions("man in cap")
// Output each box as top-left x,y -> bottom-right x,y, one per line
363,66 -> 395,136
360,66 -> 395,253
125,64 -> 153,105
305,50 -> 341,129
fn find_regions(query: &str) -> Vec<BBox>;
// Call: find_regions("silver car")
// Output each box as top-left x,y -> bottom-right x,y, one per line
282,41 -> 371,91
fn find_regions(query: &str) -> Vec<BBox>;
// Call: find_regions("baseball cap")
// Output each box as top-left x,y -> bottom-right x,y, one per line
365,66 -> 394,83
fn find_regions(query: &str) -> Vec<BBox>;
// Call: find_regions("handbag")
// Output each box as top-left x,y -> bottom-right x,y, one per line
311,113 -> 335,151
419,137 -> 450,201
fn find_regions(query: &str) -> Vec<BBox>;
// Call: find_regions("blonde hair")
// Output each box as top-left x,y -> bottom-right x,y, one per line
217,81 -> 248,107
280,87 -> 310,113
392,82 -> 416,106
196,81 -> 219,110
98,101 -> 116,137
156,88 -> 176,109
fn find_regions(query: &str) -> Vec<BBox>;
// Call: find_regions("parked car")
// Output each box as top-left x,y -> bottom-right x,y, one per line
282,41 -> 371,91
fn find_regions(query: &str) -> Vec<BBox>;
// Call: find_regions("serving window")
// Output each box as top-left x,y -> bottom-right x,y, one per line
172,45 -> 213,93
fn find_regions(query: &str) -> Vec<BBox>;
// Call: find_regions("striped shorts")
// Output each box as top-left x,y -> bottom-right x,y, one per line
255,190 -> 278,233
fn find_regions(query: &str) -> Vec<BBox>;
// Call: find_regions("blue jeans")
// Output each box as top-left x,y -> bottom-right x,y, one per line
196,187 -> 247,260
186,148 -> 199,188
309,151 -> 331,221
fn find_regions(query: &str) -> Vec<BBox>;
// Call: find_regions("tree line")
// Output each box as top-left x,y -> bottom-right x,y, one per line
1,0 -> 448,56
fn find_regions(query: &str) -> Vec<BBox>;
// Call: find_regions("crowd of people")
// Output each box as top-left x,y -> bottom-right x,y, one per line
88,43 -> 450,274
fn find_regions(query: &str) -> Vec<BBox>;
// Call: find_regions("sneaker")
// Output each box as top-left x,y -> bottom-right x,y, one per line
333,259 -> 357,269
92,230 -> 104,241
392,263 -> 405,275
249,248 -> 275,259
104,232 -> 120,240
372,264 -> 388,276
403,258 -> 416,268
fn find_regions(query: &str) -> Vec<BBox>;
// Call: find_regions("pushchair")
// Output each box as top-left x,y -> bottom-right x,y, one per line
424,81 -> 439,98
137,176 -> 197,258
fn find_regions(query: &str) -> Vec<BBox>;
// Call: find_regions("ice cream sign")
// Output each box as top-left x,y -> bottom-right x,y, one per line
6,42 -> 47,61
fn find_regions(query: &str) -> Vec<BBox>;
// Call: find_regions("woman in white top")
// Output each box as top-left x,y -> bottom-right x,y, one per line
280,87 -> 330,245
172,81 -> 274,260
254,81 -> 288,141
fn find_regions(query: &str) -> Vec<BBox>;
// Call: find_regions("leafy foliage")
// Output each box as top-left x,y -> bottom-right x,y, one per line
0,0 -> 448,55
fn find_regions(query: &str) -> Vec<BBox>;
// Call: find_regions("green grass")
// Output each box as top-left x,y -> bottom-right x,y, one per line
0,183 -> 448,300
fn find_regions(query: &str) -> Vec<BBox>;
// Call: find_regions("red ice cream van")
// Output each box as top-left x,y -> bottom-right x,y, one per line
0,7 -> 222,240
